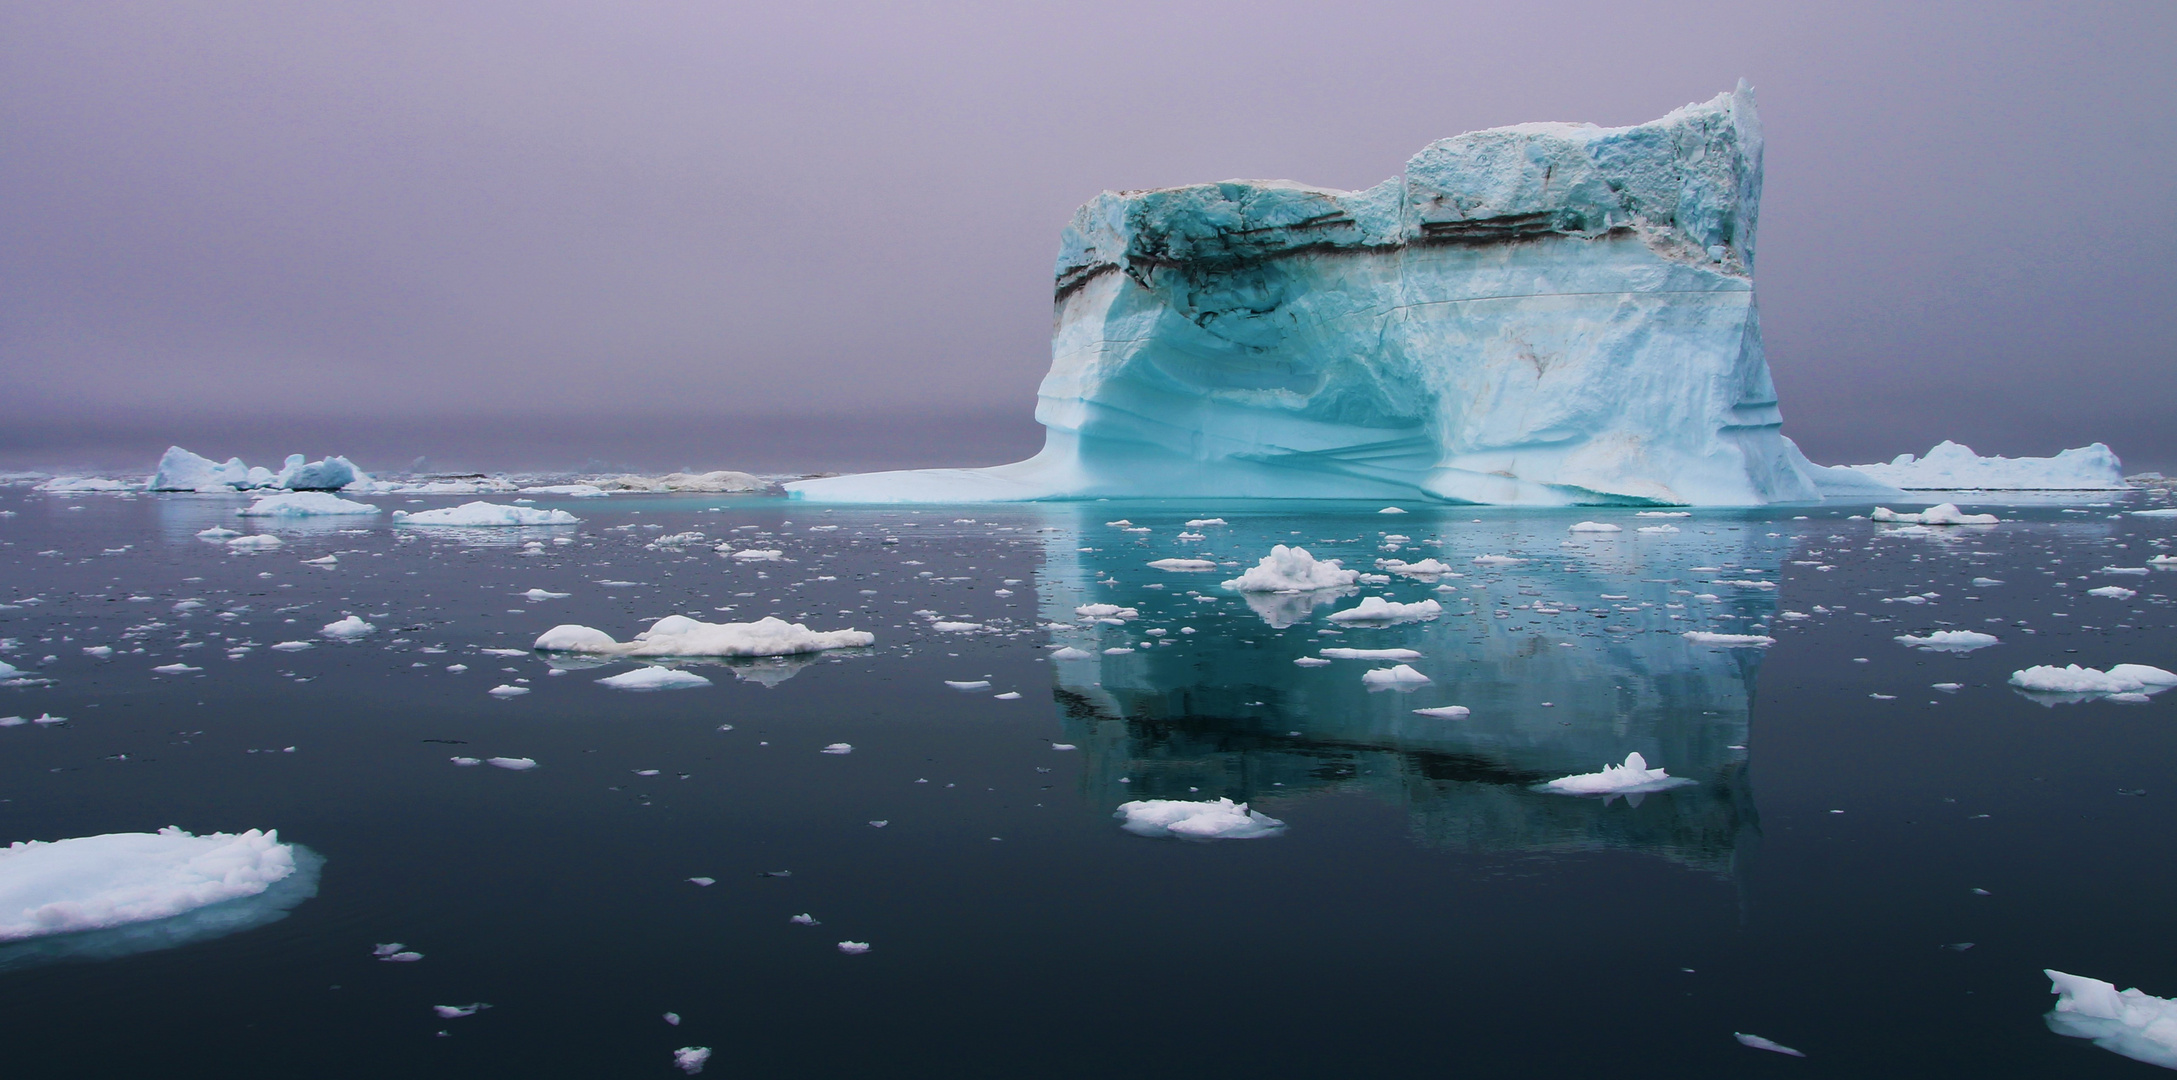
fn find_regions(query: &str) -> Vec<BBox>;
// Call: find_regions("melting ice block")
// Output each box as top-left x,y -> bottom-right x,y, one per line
791,84 -> 1890,507
0,827 -> 298,941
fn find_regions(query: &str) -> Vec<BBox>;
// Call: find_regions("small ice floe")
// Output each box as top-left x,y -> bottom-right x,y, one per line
1116,798 -> 1286,839
1321,647 -> 1422,661
663,1012 -> 681,1026
1049,647 -> 1095,661
1221,546 -> 1358,592
487,685 -> 529,697
1328,597 -> 1442,623
596,667 -> 712,691
1932,683 -> 1963,692
994,691 -> 1022,700
837,941 -> 870,954
688,877 -> 716,886
2150,555 -> 2177,567
433,1003 -> 490,1018
1472,554 -> 1522,565
225,534 -> 283,549
151,663 -> 202,674
0,828 -> 300,942
1543,753 -> 1694,796
1682,631 -> 1775,647
1567,521 -> 1621,533
1361,664 -> 1430,688
1147,558 -> 1217,572
1378,506 -> 1407,514
869,820 -> 888,827
1412,706 -> 1471,719
2133,509 -> 2177,518
32,713 -> 66,725
1293,657 -> 1332,667
944,680 -> 992,691
2045,969 -> 2177,1069
1051,743 -> 1077,751
674,1046 -> 713,1074
789,913 -> 821,926
1733,1032 -> 1805,1058
300,555 -> 337,566
320,616 -> 375,640
237,492 -> 380,517
522,589 -> 570,600
372,943 -> 411,957
1185,518 -> 1227,527
391,501 -> 579,526
1637,524 -> 1680,534
820,744 -> 852,755
485,757 -> 537,770
1376,558 -> 1453,577
269,641 -> 312,652
2087,586 -> 2138,600
534,616 -> 872,657
1074,604 -> 1139,620
196,526 -> 241,539
518,483 -> 609,498
1636,510 -> 1692,517
726,548 -> 783,561
1871,503 -> 1998,525
2010,664 -> 2177,698
930,621 -> 983,632
450,757 -> 481,766
1895,630 -> 2000,653
2102,566 -> 2153,576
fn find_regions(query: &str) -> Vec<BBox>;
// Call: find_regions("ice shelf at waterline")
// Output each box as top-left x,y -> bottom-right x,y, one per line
792,83 -> 1894,507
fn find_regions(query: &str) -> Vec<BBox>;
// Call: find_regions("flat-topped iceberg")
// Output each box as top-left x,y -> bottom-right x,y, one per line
237,492 -> 380,517
791,84 -> 1897,507
1848,441 -> 2126,491
535,615 -> 873,658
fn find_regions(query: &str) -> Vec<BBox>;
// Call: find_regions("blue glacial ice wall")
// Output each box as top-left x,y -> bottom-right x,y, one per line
790,82 -> 1888,506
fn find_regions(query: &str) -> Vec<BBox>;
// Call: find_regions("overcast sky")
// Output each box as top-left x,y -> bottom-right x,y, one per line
4,1 -> 2172,472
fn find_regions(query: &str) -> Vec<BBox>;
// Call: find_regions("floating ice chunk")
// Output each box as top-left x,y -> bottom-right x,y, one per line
1051,743 -> 1077,751
1637,524 -> 1680,534
2087,586 -> 2137,599
1049,647 -> 1095,660
1147,558 -> 1217,572
518,484 -> 609,497
1184,518 -> 1226,527
269,641 -> 313,652
930,621 -> 984,632
533,616 -> 872,657
485,757 -> 536,770
944,680 -> 993,691
1472,554 -> 1522,566
82,646 -> 113,659
1733,1033 -> 1806,1058
1074,604 -> 1139,620
674,1046 -> 714,1074
237,492 -> 380,517
372,942 -> 407,956
0,827 -> 298,941
1328,597 -> 1443,623
1635,511 -> 1692,517
2009,664 -> 2177,696
2045,969 -> 2177,1069
1870,503 -> 1999,525
391,502 -> 579,527
2152,555 -> 2177,567
487,685 -> 530,697
1682,631 -> 1775,647
1412,705 -> 1471,718
1221,546 -> 1358,592
1116,798 -> 1285,839
433,1003 -> 490,1018
2132,509 -> 2177,518
1971,577 -> 2005,587
596,470 -> 765,493
320,616 -> 375,639
1361,664 -> 1431,687
687,877 -> 715,886
450,757 -> 481,766
1848,441 -> 2126,491
596,667 -> 712,691
820,744 -> 852,755
300,555 -> 337,566
1894,630 -> 2000,652
1568,521 -> 1621,533
1321,648 -> 1423,660
151,664 -> 201,674
727,548 -> 783,561
994,691 -> 1022,700
1544,752 -> 1695,795
1377,558 -> 1453,576
195,527 -> 241,539
1378,507 -> 1407,515
522,589 -> 571,600
35,476 -> 137,493
225,534 -> 283,549
836,941 -> 869,954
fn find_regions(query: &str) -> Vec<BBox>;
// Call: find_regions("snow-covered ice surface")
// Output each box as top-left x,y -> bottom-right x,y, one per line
788,86 -> 1900,508
2045,970 -> 2177,1069
236,492 -> 381,517
1849,441 -> 2127,491
393,501 -> 580,527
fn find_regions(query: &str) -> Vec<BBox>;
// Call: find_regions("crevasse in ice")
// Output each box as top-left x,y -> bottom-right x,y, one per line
791,82 -> 1894,507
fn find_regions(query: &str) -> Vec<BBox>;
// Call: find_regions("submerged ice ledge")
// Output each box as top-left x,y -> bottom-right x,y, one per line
792,84 -> 1908,508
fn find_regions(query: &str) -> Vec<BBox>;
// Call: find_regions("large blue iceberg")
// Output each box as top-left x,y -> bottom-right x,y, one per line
790,83 -> 1889,506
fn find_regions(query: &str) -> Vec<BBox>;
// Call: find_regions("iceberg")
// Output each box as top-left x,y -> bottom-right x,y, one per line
596,666 -> 713,691
1327,597 -> 1443,623
1848,441 -> 2126,491
2045,969 -> 2177,1069
534,615 -> 874,657
793,84 -> 1887,507
236,492 -> 380,517
148,446 -> 369,492
1870,503 -> 1999,525
0,827 -> 300,942
1222,546 -> 1358,592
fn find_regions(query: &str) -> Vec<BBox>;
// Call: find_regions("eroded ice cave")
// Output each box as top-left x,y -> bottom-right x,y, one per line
791,83 -> 1891,507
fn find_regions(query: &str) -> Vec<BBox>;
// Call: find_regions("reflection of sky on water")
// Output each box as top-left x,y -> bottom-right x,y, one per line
0,847 -> 323,973
1034,506 -> 1793,874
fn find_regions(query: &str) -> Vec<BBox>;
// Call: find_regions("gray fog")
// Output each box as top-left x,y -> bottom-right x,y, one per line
4,1 -> 2172,474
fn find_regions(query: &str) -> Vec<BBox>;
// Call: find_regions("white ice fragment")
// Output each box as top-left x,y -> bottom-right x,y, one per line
522,589 -> 571,600
225,534 -> 283,549
1221,546 -> 1358,592
533,616 -> 872,657
82,646 -> 114,658
487,685 -> 529,697
433,1003 -> 489,1018
1320,648 -> 1423,661
372,943 -> 406,956
1848,441 -> 2126,491
450,757 -> 481,766
596,667 -> 712,691
151,663 -> 202,674
2087,586 -> 2137,599
391,501 -> 579,527
687,877 -> 715,886
820,744 -> 852,755
1361,664 -> 1431,687
2045,969 -> 2177,1069
485,757 -> 537,770
1378,507 -> 1407,514
1544,752 -> 1694,796
1147,558 -> 1217,572
269,641 -> 312,652
2009,664 -> 2177,696
674,1046 -> 713,1074
1682,631 -> 1775,647
1733,1033 -> 1806,1058
1869,503 -> 1999,525
1567,521 -> 1621,533
320,616 -> 376,640
1293,657 -> 1332,667
195,527 -> 241,539
790,913 -> 818,924
1376,558 -> 1453,576
1472,554 -> 1522,565
1184,518 -> 1226,527
664,1012 -> 681,1025
944,680 -> 993,690
1412,706 -> 1471,718
994,691 -> 1022,700
1074,604 -> 1139,620
1328,597 -> 1442,623
1116,798 -> 1285,839
930,621 -> 984,632
0,827 -> 298,941
1894,630 -> 2000,652
1635,511 -> 1691,517
1049,647 -> 1095,661
237,492 -> 380,517
1637,524 -> 1680,534
837,941 -> 870,954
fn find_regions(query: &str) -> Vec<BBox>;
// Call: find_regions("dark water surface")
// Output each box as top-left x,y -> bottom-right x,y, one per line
1,487 -> 2173,1077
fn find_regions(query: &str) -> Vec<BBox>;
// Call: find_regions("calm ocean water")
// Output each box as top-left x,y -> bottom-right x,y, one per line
1,486 -> 2173,1077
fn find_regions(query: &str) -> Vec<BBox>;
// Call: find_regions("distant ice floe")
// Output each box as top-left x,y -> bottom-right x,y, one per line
33,477 -> 135,493
1320,648 -> 1422,661
150,446 -> 369,493
2045,969 -> 2177,1069
1222,546 -> 1359,592
1377,558 -> 1453,577
1361,664 -> 1431,688
596,667 -> 713,691
1412,705 -> 1471,719
1733,1033 -> 1805,1058
534,615 -> 873,658
1682,631 -> 1775,647
1871,503 -> 1999,526
2009,664 -> 2177,701
1568,521 -> 1622,533
1543,752 -> 1694,796
1146,558 -> 1218,572
320,616 -> 376,640
393,501 -> 580,527
674,1046 -> 714,1074
517,484 -> 609,498
1115,798 -> 1287,839
591,471 -> 765,493
1895,630 -> 2000,653
236,492 -> 380,517
1328,597 -> 1443,623
1846,441 -> 2126,491
225,534 -> 283,549
0,828 -> 300,942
